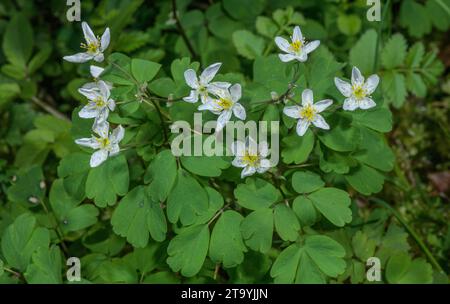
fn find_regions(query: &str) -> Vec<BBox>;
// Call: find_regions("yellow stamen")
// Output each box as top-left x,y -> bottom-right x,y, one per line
217,98 -> 233,110
300,105 -> 316,122
290,40 -> 303,53
96,137 -> 110,149
242,151 -> 259,166
80,40 -> 100,54
352,85 -> 367,100
93,97 -> 106,108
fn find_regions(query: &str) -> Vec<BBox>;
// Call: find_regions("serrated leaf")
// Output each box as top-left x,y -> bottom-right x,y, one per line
2,13 -> 33,68
352,231 -> 376,261
382,71 -> 407,108
399,0 -> 432,38
381,34 -> 407,69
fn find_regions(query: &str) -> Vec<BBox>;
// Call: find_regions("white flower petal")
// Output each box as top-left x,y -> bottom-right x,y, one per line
101,28 -> 110,51
275,37 -> 291,53
296,119 -> 310,136
256,165 -> 270,174
302,89 -> 314,106
232,157 -> 246,168
258,141 -> 269,158
259,159 -> 271,169
81,82 -> 99,91
63,52 -> 94,63
351,66 -> 364,86
296,52 -> 308,62
200,62 -> 221,84
75,137 -> 99,149
304,40 -> 320,54
343,97 -> 358,111
230,84 -> 241,102
94,121 -> 110,138
98,80 -> 111,100
292,26 -> 303,42
216,110 -> 232,132
231,141 -> 246,156
82,22 -> 97,44
279,53 -> 296,62
364,74 -> 380,94
90,65 -> 104,78
90,149 -> 108,167
111,125 -> 125,144
246,137 -> 258,156
198,101 -> 218,112
334,77 -> 352,97
93,53 -> 104,62
79,104 -> 99,118
359,97 -> 376,110
314,99 -> 333,113
241,166 -> 256,178
108,99 -> 116,111
209,81 -> 231,90
312,114 -> 330,130
183,90 -> 199,103
283,106 -> 301,119
109,144 -> 120,156
94,109 -> 109,128
184,69 -> 198,89
232,102 -> 246,120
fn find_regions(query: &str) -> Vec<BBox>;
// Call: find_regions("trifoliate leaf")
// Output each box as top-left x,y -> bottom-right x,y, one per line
209,210 -> 246,268
85,154 -> 129,208
273,204 -> 300,242
167,224 -> 210,277
240,208 -> 273,253
1,213 -> 50,271
234,177 -> 281,210
270,235 -> 346,283
131,58 -> 161,83
50,179 -> 99,233
292,171 -> 325,194
166,169 -> 208,225
386,254 -> 433,284
281,129 -> 315,164
111,186 -> 166,247
307,188 -> 352,227
381,34 -> 407,69
349,29 -> 377,74
145,150 -> 177,202
24,246 -> 62,284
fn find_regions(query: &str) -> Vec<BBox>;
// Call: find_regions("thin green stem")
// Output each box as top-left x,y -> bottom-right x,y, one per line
373,0 -> 391,73
171,0 -> 198,60
39,198 -> 69,256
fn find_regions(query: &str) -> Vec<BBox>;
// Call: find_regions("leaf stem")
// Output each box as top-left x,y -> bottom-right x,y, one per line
39,198 -> 70,256
171,0 -> 199,60
31,96 -> 70,122
373,0 -> 391,73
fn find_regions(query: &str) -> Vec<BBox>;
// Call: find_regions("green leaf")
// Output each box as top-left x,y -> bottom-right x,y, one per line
234,177 -> 281,210
281,129 -> 314,164
386,254 -> 433,284
292,171 -> 325,194
425,0 -> 450,31
349,29 -> 377,74
232,30 -> 265,60
405,42 -> 425,68
345,164 -> 385,195
7,165 -> 45,205
351,108 -> 392,133
166,169 -> 208,225
223,0 -> 266,21
240,208 -> 273,253
352,231 -> 376,261
28,45 -> 52,74
273,204 -> 300,241
49,179 -> 99,233
382,71 -> 407,108
57,153 -> 91,200
111,186 -> 167,247
381,34 -> 407,69
1,213 -> 50,271
24,246 -> 62,284
85,155 -> 129,207
181,155 -> 230,177
2,13 -> 33,68
145,150 -> 177,202
318,115 -> 360,152
337,14 -> 361,36
399,0 -> 432,38
306,188 -> 352,227
256,16 -> 278,38
209,211 -> 246,268
271,235 -> 346,283
131,58 -> 161,83
167,224 -> 210,277
293,196 -> 317,227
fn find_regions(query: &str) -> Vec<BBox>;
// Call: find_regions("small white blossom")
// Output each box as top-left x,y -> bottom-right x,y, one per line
78,80 -> 115,127
75,122 -> 124,167
81,65 -> 113,91
334,66 -> 379,111
275,26 -> 320,63
63,22 -> 110,63
283,89 -> 332,136
231,137 -> 271,178
198,84 -> 246,132
183,62 -> 231,104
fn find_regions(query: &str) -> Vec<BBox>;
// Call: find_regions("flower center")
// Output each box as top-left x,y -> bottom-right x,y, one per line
81,40 -> 100,54
217,98 -> 233,110
300,105 -> 316,121
242,151 -> 259,166
352,85 -> 367,100
94,97 -> 106,108
290,40 -> 303,53
96,137 -> 110,149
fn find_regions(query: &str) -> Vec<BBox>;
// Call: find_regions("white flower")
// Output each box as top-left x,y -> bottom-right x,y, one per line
78,80 -> 115,127
275,26 -> 320,63
81,65 -> 113,91
198,84 -> 246,132
75,122 -> 124,167
183,62 -> 231,104
283,89 -> 332,136
63,22 -> 110,63
334,67 -> 379,111
231,137 -> 271,178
